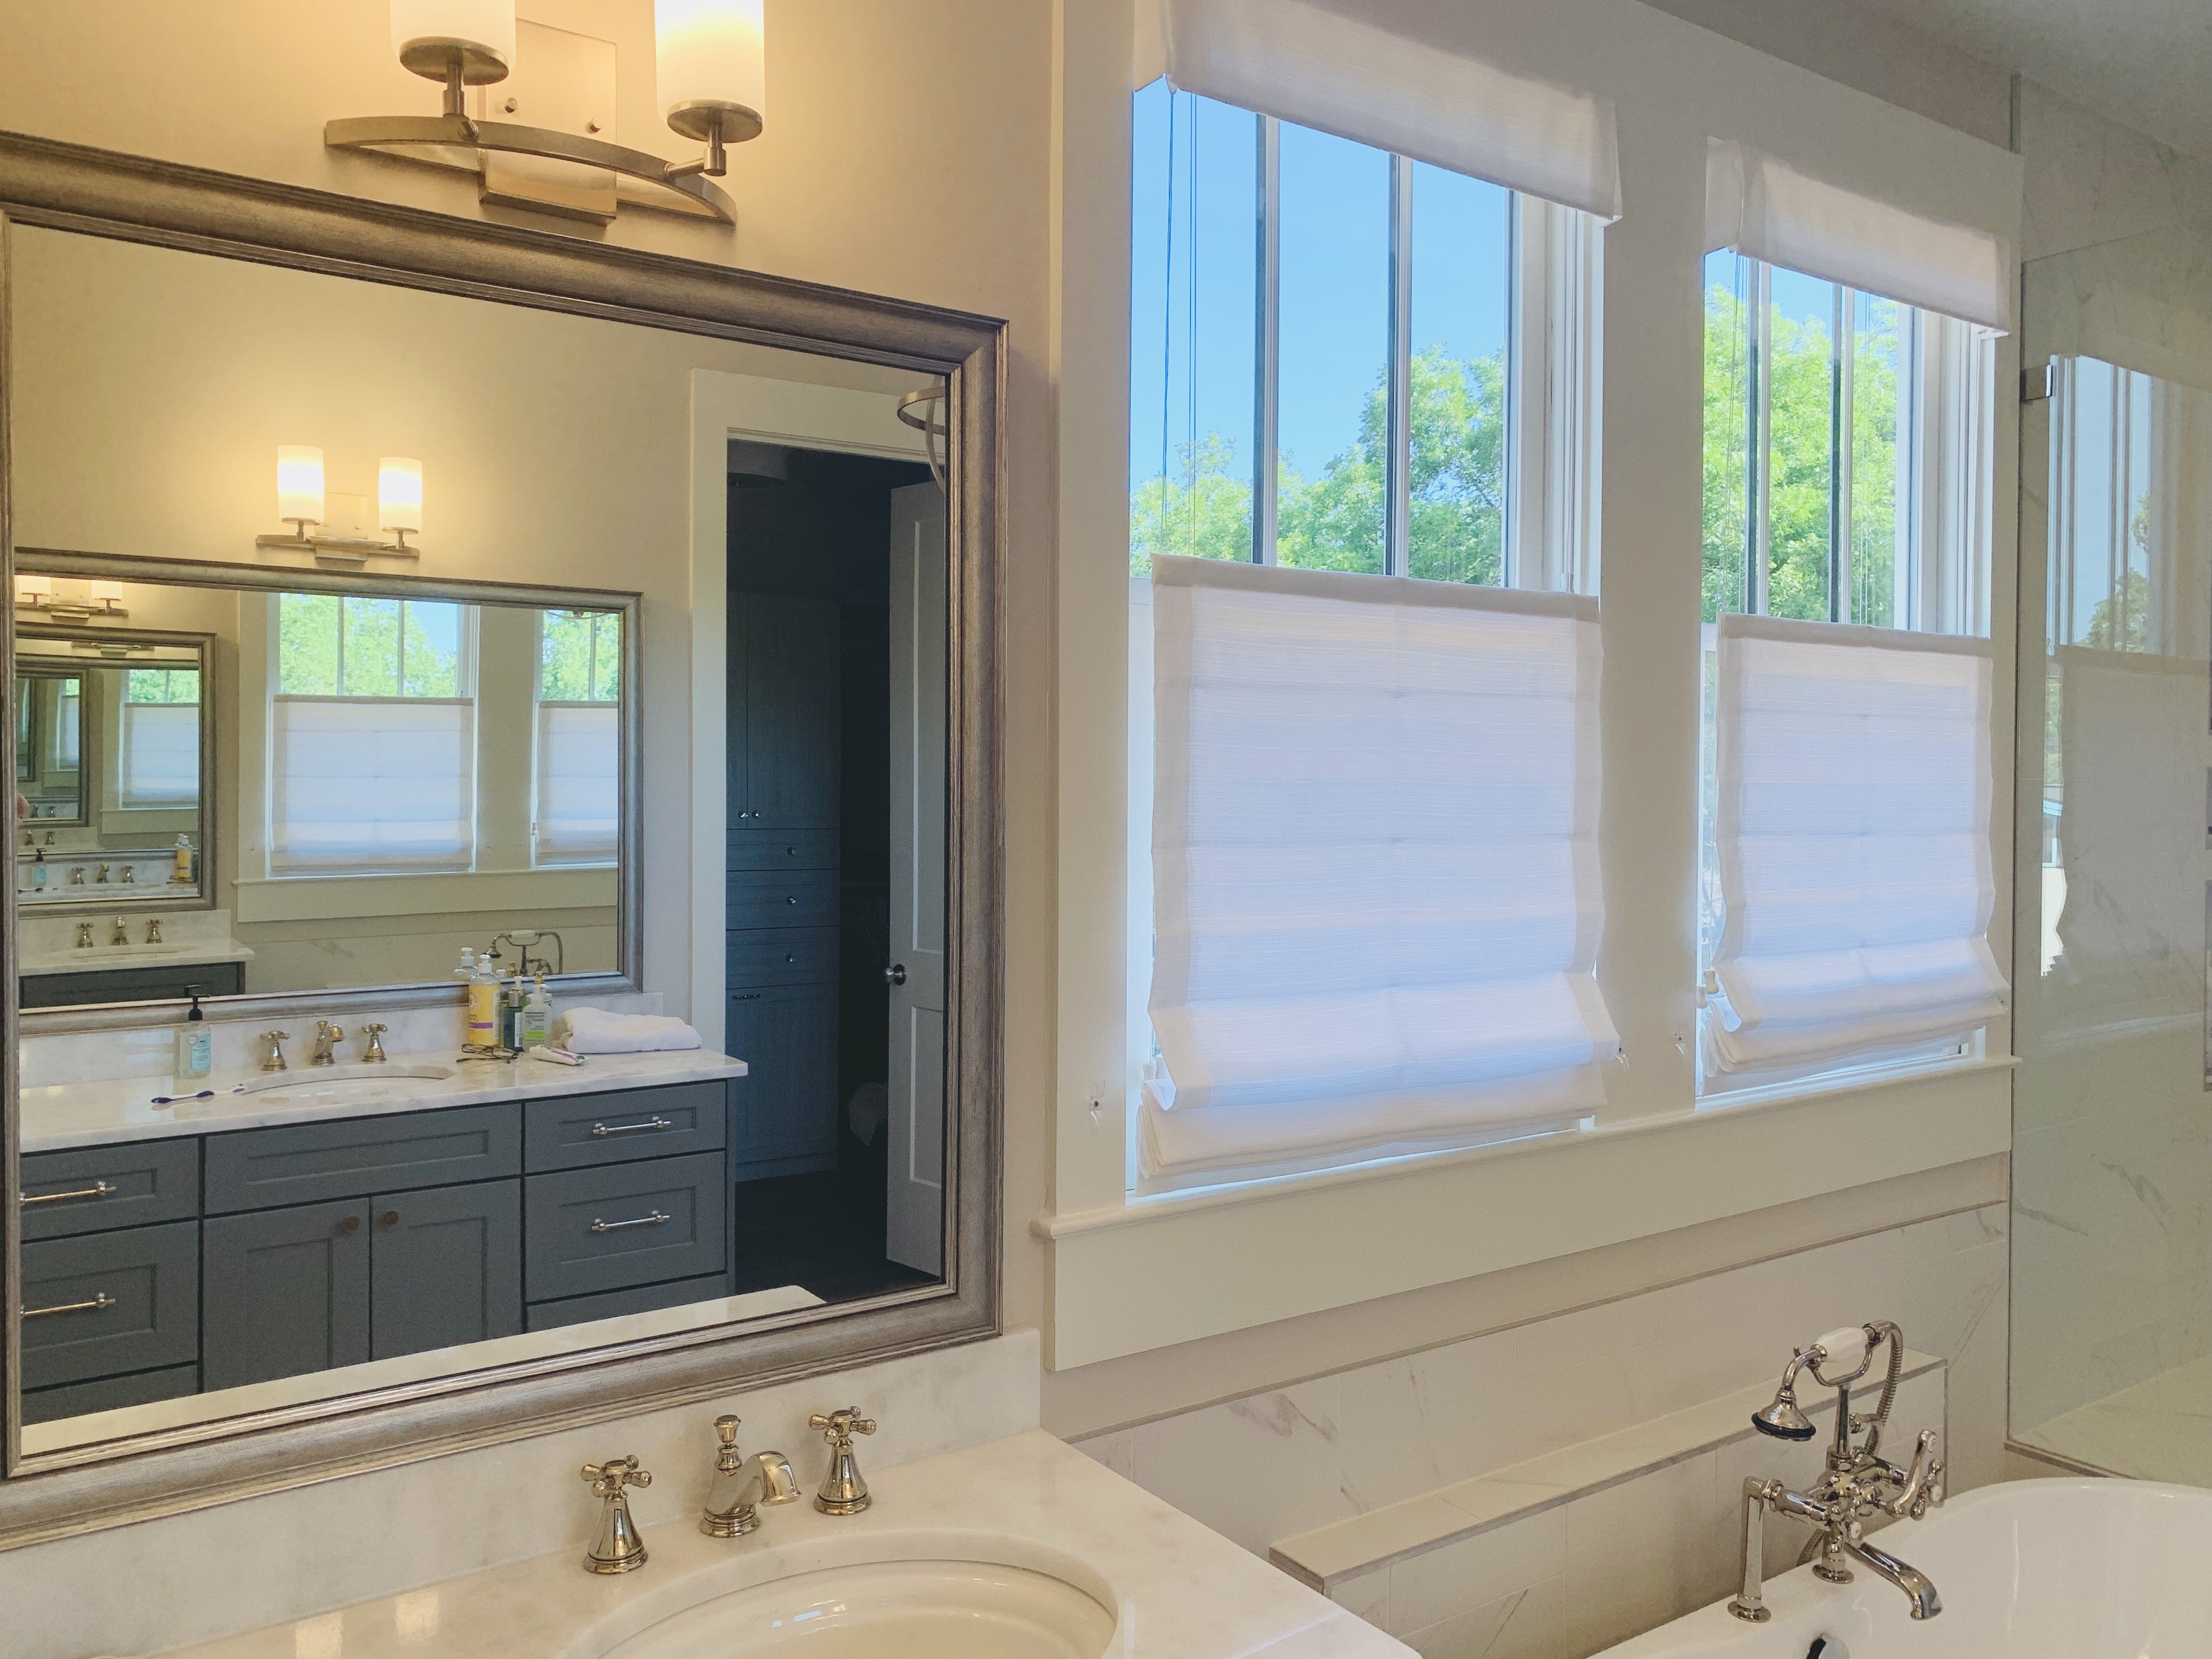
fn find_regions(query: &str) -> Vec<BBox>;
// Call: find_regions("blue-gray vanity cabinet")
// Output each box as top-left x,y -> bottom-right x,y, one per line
369,1179 -> 523,1359
726,827 -> 839,871
19,1138 -> 199,1241
726,986 -> 839,1175
21,1361 -> 200,1426
726,867 -> 839,928
19,1219 -> 200,1391
730,592 -> 841,830
522,1269 -> 736,1334
726,927 -> 839,988
202,1200 -> 372,1389
523,1152 -> 727,1301
202,1104 -> 521,1214
522,1082 -> 727,1172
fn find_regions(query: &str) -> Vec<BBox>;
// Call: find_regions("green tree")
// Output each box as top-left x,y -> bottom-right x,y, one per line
1130,433 -> 1254,575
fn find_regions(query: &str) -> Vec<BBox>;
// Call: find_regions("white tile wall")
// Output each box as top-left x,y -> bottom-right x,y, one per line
1074,1210 -> 2000,1658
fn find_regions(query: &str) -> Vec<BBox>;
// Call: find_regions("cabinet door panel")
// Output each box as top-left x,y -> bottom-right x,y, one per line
20,1221 -> 199,1390
523,1153 -> 726,1300
725,985 -> 839,1170
203,1201 -> 371,1390
737,593 -> 839,828
726,928 -> 839,988
370,1179 -> 522,1361
522,1082 -> 727,1173
204,1105 -> 521,1214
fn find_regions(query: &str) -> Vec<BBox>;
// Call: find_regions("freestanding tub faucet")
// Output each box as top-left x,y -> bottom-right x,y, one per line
1728,1319 -> 1944,1624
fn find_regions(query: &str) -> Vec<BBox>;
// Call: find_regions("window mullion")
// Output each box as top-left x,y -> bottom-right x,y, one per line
1385,153 -> 1412,578
1832,289 -> 1854,624
1748,261 -> 1771,616
1252,114 -> 1280,566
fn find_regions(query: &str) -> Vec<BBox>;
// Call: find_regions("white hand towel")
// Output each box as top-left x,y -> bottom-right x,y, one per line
557,1007 -> 704,1054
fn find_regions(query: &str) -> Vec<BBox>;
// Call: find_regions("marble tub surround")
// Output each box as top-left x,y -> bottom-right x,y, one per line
18,992 -> 672,1088
153,1429 -> 1404,1659
17,907 -> 252,974
19,1043 -> 748,1152
0,1331 -> 1043,1658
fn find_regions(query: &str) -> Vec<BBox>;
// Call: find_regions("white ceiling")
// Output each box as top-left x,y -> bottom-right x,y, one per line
1850,0 -> 2212,154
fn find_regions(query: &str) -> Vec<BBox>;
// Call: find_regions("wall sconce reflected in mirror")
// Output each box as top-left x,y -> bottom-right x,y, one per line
15,574 -> 130,622
259,447 -> 425,566
324,0 -> 762,227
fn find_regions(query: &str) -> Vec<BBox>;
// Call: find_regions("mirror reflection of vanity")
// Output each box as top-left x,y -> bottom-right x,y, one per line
0,140 -> 998,1537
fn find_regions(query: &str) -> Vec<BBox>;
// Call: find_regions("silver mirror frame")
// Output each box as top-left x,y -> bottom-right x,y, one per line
11,552 -> 646,1031
0,130 -> 1004,1551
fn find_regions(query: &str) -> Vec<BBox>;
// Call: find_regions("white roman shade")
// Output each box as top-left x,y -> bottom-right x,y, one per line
535,701 -> 620,865
120,702 -> 199,806
1138,0 -> 1621,222
1144,555 -> 1616,1184
1707,614 -> 2007,1072
1705,140 -> 2013,333
272,698 -> 474,873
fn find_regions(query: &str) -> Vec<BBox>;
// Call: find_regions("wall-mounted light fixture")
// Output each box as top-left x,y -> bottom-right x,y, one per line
326,1 -> 761,227
259,447 -> 426,566
14,575 -> 131,622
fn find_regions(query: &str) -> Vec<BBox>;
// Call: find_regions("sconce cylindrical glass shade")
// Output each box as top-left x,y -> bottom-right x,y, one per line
16,575 -> 52,600
657,0 -> 766,137
379,457 -> 425,535
277,446 -> 325,527
89,581 -> 126,605
391,0 -> 516,81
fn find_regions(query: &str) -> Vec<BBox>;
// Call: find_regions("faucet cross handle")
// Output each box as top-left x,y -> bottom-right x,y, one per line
257,1030 -> 292,1073
808,1407 -> 876,1516
580,1455 -> 652,1575
359,1023 -> 389,1063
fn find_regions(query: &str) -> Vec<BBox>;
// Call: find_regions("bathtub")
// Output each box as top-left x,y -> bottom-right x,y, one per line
1595,1478 -> 2212,1656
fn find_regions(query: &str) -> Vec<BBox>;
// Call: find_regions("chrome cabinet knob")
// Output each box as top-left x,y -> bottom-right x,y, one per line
884,963 -> 906,986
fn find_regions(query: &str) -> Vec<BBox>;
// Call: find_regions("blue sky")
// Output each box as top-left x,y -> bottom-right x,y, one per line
1130,82 -> 1511,498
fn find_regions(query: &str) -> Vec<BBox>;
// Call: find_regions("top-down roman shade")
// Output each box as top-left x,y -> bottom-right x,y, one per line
1137,0 -> 1621,222
535,701 -> 620,865
119,701 -> 199,807
272,697 -> 475,873
1706,140 -> 2013,334
1143,555 -> 1617,1184
1706,613 -> 2007,1073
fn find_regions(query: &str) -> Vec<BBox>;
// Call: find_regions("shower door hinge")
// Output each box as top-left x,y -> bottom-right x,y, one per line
2021,364 -> 2053,403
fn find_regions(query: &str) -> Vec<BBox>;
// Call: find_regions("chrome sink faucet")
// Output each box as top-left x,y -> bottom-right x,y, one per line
700,1414 -> 799,1537
257,1030 -> 291,1072
109,915 -> 128,946
809,1406 -> 877,1514
359,1023 -> 388,1063
1729,1320 -> 1944,1624
580,1454 -> 652,1574
309,1019 -> 345,1066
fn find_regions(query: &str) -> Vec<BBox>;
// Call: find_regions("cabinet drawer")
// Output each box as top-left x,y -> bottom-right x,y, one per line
726,868 -> 838,929
524,1270 -> 736,1334
20,1221 -> 199,1391
524,1153 -> 727,1301
20,1139 -> 199,1241
726,927 -> 838,988
20,960 -> 243,1010
205,1104 -> 521,1214
22,1362 -> 200,1427
726,827 -> 838,871
524,1082 -> 727,1173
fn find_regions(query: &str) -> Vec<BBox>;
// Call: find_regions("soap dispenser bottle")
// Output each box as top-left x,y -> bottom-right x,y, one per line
174,986 -> 212,1081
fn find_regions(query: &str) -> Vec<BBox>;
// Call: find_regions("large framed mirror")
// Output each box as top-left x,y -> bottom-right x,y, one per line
0,134 -> 1001,1548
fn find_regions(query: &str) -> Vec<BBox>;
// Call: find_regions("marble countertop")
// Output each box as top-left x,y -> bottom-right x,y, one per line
20,1046 -> 748,1153
158,1429 -> 1408,1659
20,939 -> 256,974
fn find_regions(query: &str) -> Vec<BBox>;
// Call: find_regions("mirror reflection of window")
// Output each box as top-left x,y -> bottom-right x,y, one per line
534,608 -> 621,867
120,666 -> 200,807
270,594 -> 478,874
51,678 -> 81,774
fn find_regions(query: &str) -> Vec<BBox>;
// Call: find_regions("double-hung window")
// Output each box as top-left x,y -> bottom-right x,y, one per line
1697,146 -> 2010,1094
270,593 -> 476,874
1126,29 -> 1617,1190
533,608 -> 622,866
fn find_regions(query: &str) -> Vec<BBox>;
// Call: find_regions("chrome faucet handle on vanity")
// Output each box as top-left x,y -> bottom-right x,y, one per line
700,1414 -> 800,1538
109,915 -> 128,946
580,1454 -> 653,1574
256,1030 -> 292,1073
75,921 -> 93,949
144,919 -> 162,944
359,1023 -> 389,1063
1728,1320 -> 1944,1626
309,1020 -> 345,1066
808,1406 -> 877,1515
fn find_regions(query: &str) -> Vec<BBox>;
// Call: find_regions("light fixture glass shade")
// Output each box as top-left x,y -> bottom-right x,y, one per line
277,446 -> 326,527
657,0 -> 766,136
391,0 -> 516,81
15,574 -> 52,600
378,457 -> 425,535
89,580 -> 126,605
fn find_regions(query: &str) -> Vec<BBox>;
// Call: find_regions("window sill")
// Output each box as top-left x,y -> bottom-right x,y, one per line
1030,1054 -> 2014,1369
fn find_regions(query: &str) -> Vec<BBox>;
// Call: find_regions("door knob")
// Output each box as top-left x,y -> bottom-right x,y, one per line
884,964 -> 907,987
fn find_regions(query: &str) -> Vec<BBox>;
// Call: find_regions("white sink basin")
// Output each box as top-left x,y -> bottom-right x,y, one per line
566,1532 -> 1120,1659
233,1063 -> 457,1103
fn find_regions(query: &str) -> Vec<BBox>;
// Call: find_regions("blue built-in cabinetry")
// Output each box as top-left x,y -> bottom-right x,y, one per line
15,1081 -> 735,1424
726,586 -> 842,1180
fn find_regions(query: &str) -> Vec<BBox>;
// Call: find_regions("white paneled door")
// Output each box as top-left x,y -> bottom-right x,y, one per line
886,481 -> 947,1275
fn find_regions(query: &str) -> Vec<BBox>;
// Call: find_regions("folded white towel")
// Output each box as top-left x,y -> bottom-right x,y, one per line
557,1007 -> 703,1055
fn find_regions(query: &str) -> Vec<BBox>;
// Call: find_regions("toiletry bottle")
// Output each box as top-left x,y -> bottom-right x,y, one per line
173,834 -> 194,885
456,949 -> 489,1047
469,957 -> 502,1049
31,848 -> 47,889
174,986 -> 212,1081
520,974 -> 553,1049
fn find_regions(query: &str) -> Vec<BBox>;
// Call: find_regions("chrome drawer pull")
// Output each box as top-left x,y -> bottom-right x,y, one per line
20,1180 -> 119,1208
24,1291 -> 116,1319
590,1116 -> 674,1138
591,1209 -> 672,1234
